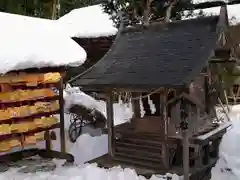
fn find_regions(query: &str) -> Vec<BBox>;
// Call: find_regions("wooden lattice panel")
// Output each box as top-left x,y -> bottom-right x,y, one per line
0,71 -> 62,152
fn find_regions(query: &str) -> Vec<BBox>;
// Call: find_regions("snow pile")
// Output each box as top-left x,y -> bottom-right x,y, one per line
182,4 -> 240,25
64,85 -> 133,126
0,163 -> 180,180
211,105 -> 240,180
215,104 -> 240,122
57,4 -> 118,38
70,134 -> 108,165
0,12 -> 86,74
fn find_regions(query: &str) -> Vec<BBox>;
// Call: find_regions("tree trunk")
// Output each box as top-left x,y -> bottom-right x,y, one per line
143,0 -> 152,26
165,0 -> 178,22
51,0 -> 57,19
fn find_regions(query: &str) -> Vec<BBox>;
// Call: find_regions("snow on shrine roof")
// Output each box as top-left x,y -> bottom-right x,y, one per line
57,4 -> 118,38
182,4 -> 240,25
0,12 -> 87,74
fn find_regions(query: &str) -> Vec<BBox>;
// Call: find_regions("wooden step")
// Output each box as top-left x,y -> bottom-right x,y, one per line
118,136 -> 164,145
115,152 -> 162,163
115,146 -> 163,160
115,141 -> 163,153
113,154 -> 165,170
116,135 -> 164,146
116,132 -> 165,141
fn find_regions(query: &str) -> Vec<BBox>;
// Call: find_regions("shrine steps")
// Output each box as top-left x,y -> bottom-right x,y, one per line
113,134 -> 168,170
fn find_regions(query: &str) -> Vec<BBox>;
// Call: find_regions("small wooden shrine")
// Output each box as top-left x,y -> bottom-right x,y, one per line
0,67 -> 73,164
71,6 -> 233,180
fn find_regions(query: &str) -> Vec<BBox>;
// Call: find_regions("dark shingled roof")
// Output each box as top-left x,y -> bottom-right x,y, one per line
71,16 -> 219,89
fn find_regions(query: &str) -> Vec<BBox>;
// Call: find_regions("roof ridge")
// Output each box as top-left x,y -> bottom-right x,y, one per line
121,15 -> 219,34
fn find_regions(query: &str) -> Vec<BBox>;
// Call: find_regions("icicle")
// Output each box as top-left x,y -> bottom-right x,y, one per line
147,95 -> 156,114
118,94 -> 123,105
139,97 -> 145,118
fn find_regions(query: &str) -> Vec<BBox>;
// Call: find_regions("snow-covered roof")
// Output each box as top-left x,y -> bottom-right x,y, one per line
0,11 -> 53,26
0,12 -> 87,74
192,0 -> 228,4
182,4 -> 240,25
57,4 -> 118,38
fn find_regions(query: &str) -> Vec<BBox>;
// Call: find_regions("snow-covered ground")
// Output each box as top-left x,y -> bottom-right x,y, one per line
211,105 -> 240,180
0,162 -> 181,180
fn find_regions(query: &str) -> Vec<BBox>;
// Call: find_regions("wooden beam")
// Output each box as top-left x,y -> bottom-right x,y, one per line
166,92 -> 204,110
182,114 -> 190,180
114,88 -> 164,93
106,91 -> 114,157
59,76 -> 66,153
204,75 -> 209,114
208,59 -> 236,63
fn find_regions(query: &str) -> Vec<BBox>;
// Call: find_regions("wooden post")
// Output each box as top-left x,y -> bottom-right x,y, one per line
182,128 -> 190,180
162,88 -> 169,168
59,77 -> 66,153
204,75 -> 209,114
45,131 -> 51,151
180,100 -> 190,180
106,91 -> 114,157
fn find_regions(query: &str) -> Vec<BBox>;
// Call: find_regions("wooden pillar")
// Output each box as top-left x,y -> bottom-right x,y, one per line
180,100 -> 190,180
45,131 -> 51,151
59,76 -> 66,153
211,138 -> 221,158
162,88 -> 169,168
204,75 -> 209,114
193,144 -> 203,167
106,91 -> 114,157
204,145 -> 210,165
182,129 -> 190,180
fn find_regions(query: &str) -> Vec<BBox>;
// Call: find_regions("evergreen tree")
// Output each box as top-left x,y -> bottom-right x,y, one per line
60,0 -> 95,16
102,0 -> 194,26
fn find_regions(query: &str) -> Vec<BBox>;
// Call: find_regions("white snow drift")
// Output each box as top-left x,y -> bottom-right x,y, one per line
0,12 -> 87,74
182,4 -> 240,25
57,4 -> 118,38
